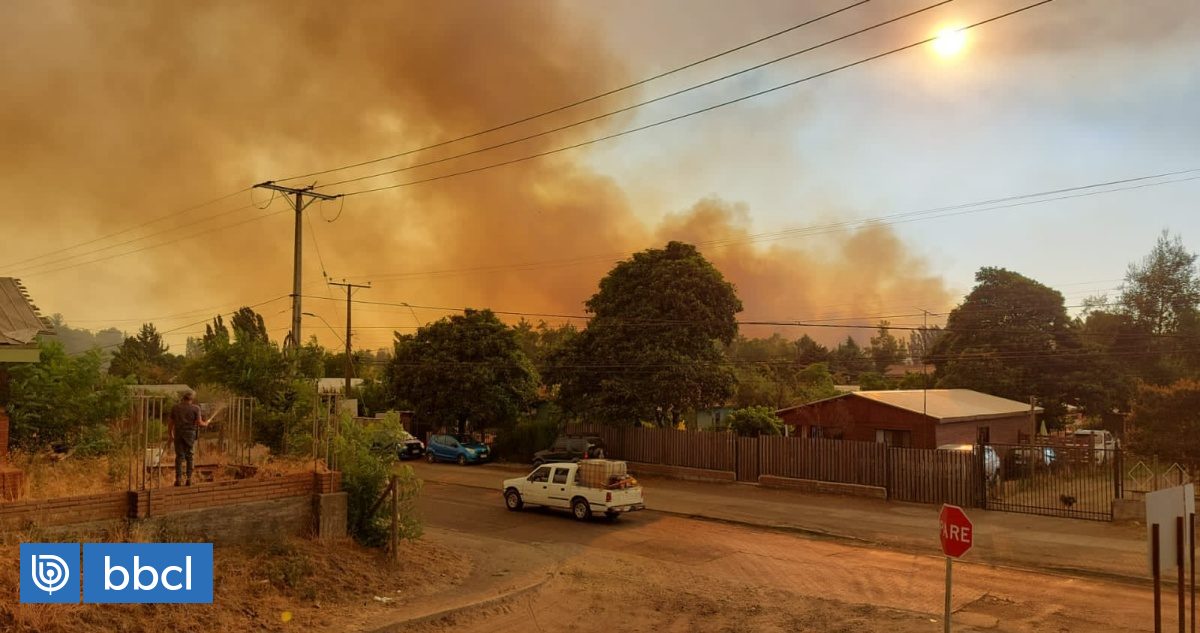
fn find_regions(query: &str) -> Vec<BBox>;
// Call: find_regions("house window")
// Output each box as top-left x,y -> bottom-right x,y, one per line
810,426 -> 845,440
875,429 -> 912,448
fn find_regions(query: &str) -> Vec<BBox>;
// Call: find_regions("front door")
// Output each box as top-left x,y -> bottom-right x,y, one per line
547,466 -> 573,508
524,466 -> 552,505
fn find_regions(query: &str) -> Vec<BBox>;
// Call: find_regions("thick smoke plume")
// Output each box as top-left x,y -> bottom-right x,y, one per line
2,1 -> 952,349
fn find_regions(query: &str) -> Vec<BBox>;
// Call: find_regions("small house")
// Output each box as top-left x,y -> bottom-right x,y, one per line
776,389 -> 1040,449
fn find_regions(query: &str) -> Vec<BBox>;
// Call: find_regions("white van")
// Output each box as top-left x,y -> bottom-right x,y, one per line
1072,429 -> 1117,463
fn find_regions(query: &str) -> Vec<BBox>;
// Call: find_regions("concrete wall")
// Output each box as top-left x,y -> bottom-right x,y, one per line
626,461 -> 736,483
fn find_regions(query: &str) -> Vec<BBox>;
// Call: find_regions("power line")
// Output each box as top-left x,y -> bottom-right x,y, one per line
275,0 -> 873,184
339,0 -> 1056,198
316,0 -> 955,190
337,169 -> 1199,284
15,206 -> 292,279
0,188 -> 250,272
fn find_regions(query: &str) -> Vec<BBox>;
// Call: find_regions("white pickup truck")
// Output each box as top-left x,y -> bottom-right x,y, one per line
502,462 -> 645,521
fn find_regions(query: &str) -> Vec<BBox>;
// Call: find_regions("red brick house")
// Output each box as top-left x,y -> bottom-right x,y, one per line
776,389 -> 1040,449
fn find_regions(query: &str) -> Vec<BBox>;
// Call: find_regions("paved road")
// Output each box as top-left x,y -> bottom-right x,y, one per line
418,476 -> 1165,632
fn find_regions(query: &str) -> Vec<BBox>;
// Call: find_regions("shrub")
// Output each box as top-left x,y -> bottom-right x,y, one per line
494,406 -> 561,462
728,406 -> 783,437
332,414 -> 422,546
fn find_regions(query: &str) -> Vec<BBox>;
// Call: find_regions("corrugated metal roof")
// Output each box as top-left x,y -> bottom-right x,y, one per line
0,278 -> 53,346
851,389 -> 1041,423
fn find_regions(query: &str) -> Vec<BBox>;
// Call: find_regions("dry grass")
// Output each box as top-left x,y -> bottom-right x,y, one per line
9,452 -> 128,501
0,534 -> 469,633
5,446 -> 330,502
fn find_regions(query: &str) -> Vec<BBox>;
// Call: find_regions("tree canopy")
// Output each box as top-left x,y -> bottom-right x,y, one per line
932,267 -> 1082,423
389,309 -> 538,433
108,323 -> 182,384
547,241 -> 742,426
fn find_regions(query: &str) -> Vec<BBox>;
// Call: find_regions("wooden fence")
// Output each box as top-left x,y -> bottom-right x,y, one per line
565,424 -> 981,508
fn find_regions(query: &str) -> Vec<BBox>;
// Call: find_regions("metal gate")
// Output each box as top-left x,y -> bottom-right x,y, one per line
984,442 -> 1119,521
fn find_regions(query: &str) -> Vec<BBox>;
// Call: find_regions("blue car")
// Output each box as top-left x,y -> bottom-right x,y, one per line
426,434 -> 491,465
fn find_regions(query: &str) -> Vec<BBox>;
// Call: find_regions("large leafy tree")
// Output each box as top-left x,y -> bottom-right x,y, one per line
794,334 -> 830,366
548,241 -> 742,426
108,323 -> 183,383
390,309 -> 538,433
1127,379 -> 1200,469
932,267 -> 1083,424
1120,231 -> 1200,336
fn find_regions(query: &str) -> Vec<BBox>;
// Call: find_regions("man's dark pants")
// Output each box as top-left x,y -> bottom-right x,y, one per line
174,430 -> 196,484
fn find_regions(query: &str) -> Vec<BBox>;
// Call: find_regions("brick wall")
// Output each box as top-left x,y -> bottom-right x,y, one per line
0,491 -> 129,532
0,471 -> 342,541
131,473 -> 316,517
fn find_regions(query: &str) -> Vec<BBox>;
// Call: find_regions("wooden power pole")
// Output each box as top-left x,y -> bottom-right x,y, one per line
252,181 -> 340,350
328,279 -> 370,398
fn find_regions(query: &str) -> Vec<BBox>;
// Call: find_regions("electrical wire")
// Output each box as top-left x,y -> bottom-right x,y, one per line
336,169 -> 1199,284
339,0 -> 1056,198
316,0 -> 955,190
274,0 -> 873,183
0,187 -> 251,272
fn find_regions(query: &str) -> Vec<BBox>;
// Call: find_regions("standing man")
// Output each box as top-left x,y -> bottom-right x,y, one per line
168,389 -> 208,486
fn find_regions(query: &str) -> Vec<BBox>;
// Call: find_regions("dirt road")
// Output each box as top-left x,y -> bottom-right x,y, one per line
409,478 -> 1166,633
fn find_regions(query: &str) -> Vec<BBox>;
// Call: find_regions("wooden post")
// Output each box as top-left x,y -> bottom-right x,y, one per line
1155,523 -> 1163,633
1181,516 -> 1187,633
390,474 -> 400,563
1190,511 -> 1195,633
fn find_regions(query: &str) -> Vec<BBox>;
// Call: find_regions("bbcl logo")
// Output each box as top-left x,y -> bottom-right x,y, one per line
20,543 -> 213,604
20,544 -> 80,603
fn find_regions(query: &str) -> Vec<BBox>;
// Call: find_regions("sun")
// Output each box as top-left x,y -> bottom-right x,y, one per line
932,27 -> 967,57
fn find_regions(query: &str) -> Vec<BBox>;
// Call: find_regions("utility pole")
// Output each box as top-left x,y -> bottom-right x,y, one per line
328,279 -> 371,398
252,181 -> 340,350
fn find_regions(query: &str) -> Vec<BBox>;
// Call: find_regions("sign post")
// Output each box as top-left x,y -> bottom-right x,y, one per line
1146,484 -> 1196,633
940,504 -> 974,633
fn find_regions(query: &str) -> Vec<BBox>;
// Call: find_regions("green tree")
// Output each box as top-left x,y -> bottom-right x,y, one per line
932,267 -> 1082,424
1114,231 -> 1200,382
868,321 -> 907,374
7,339 -> 131,452
829,336 -> 870,381
794,334 -> 830,366
390,309 -> 538,434
547,242 -> 742,426
512,319 -> 580,367
108,323 -> 183,383
1127,380 -> 1200,470
908,325 -> 944,365
1120,231 -> 1200,336
727,406 -> 783,437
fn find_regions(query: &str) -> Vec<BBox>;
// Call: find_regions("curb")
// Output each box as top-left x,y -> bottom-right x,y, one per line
419,476 -> 1153,586
365,574 -> 550,632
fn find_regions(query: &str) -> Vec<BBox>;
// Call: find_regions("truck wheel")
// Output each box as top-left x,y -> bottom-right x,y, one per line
457,455 -> 467,466
504,489 -> 523,511
571,497 -> 591,521
426,452 -> 436,463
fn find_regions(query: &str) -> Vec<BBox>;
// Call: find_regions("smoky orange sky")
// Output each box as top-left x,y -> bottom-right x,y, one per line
1,0 -> 960,351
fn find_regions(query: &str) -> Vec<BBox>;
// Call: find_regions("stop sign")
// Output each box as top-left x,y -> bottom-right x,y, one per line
939,504 -> 973,558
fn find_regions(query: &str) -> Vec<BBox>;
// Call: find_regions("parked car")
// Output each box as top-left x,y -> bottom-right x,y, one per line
426,434 -> 491,465
531,435 -> 606,467
1004,445 -> 1057,475
937,444 -> 1000,482
501,461 -> 644,521
397,436 -> 425,460
1072,429 -> 1118,463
